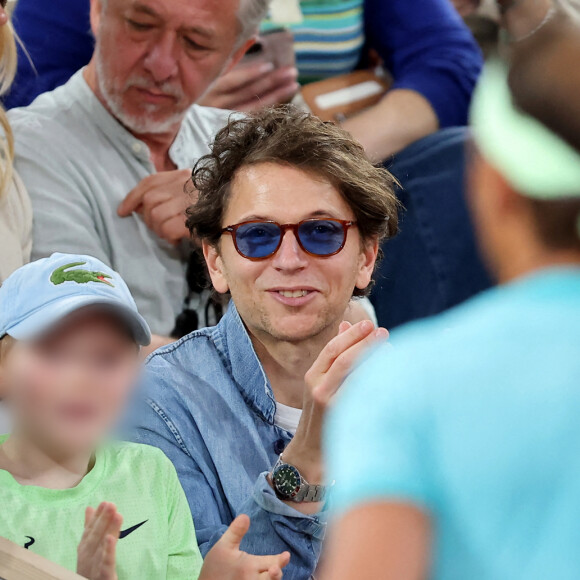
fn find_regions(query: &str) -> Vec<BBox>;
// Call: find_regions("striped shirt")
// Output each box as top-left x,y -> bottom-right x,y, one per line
262,0 -> 365,83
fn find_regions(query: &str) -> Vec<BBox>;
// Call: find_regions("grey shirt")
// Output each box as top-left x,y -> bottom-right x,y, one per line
9,70 -> 231,335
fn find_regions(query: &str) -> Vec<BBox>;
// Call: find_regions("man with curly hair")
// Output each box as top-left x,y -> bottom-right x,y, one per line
128,107 -> 400,579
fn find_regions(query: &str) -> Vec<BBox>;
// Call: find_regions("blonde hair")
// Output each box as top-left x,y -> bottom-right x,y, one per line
0,19 -> 17,199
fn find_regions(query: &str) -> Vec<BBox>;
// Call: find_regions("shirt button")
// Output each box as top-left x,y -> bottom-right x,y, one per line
273,439 -> 286,455
132,142 -> 143,154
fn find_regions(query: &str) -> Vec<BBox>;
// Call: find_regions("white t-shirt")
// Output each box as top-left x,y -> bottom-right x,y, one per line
274,402 -> 303,435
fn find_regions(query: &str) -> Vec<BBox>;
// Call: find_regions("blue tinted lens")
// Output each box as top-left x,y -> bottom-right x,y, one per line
298,220 -> 345,255
235,222 -> 282,258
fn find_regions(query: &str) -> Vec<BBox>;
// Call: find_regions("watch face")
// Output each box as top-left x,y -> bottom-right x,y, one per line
273,464 -> 301,499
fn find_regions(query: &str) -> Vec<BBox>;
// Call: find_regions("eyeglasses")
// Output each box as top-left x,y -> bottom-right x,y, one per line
221,219 -> 356,261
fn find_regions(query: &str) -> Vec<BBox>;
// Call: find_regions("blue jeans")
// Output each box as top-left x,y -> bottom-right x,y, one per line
371,127 -> 492,329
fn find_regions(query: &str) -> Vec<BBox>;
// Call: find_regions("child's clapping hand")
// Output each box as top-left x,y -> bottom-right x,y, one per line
200,515 -> 290,580
77,502 -> 123,580
75,506 -> 290,580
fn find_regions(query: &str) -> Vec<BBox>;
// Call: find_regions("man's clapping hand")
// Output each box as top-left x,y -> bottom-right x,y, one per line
310,320 -> 388,406
279,320 -> 388,511
200,515 -> 290,580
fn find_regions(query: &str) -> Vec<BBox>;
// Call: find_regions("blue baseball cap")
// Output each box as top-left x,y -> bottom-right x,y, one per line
0,253 -> 151,346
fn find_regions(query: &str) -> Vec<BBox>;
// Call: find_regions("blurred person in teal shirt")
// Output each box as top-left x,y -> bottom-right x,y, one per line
321,12 -> 580,580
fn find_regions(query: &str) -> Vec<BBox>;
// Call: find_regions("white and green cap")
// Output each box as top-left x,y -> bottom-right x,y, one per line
470,60 -> 580,200
0,253 -> 151,346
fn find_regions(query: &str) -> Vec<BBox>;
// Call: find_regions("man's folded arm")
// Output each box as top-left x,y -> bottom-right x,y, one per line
368,0 -> 483,129
343,0 -> 483,162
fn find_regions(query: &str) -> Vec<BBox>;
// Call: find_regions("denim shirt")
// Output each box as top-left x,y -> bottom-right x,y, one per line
128,304 -> 326,579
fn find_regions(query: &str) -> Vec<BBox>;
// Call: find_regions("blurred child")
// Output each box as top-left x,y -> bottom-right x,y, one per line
0,253 -> 289,580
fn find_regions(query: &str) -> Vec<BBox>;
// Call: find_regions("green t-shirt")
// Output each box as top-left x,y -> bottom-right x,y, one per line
0,437 -> 203,579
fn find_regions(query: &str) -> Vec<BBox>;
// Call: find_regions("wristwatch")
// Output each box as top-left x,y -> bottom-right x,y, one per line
270,455 -> 328,503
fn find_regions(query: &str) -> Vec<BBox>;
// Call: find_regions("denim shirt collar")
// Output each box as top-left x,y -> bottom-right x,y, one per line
212,303 -> 277,425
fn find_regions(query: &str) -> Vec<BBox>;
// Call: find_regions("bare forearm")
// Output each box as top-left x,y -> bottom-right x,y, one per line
276,419 -> 326,516
341,89 -> 439,163
321,504 -> 431,580
270,321 -> 386,516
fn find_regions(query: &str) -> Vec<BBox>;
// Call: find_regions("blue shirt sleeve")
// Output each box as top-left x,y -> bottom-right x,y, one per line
325,343 -> 433,517
5,0 -> 93,109
364,0 -> 483,128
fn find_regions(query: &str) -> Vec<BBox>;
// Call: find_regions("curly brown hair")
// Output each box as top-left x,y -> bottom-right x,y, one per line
186,106 -> 400,296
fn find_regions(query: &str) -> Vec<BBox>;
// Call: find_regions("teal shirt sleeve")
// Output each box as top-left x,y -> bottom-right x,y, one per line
325,343 -> 433,517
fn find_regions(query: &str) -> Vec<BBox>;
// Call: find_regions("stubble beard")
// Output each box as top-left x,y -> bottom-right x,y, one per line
94,42 -> 187,136
255,301 -> 337,345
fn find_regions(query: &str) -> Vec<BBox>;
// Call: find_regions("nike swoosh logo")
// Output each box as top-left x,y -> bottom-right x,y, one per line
119,520 -> 148,539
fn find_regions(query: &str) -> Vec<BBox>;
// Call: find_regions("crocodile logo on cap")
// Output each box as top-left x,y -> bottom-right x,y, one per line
50,262 -> 115,287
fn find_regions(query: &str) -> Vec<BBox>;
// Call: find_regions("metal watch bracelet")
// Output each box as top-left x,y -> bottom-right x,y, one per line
271,455 -> 328,503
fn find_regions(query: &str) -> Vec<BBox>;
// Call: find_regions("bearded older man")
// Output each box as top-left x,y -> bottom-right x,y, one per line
8,0 -> 266,352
